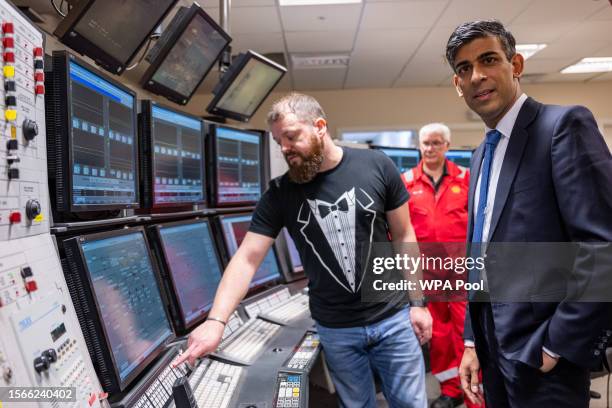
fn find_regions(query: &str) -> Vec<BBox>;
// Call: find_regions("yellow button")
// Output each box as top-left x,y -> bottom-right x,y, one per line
34,214 -> 44,222
10,125 -> 16,139
293,392 -> 300,397
3,65 -> 15,78
5,109 -> 17,121
293,388 -> 300,393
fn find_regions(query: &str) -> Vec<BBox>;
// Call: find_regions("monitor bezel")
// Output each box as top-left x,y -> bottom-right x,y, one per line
139,100 -> 207,209
53,0 -> 178,75
147,218 -> 224,333
214,212 -> 282,289
206,122 -> 264,207
54,51 -> 141,212
66,226 -> 175,393
206,50 -> 286,122
141,4 -> 231,105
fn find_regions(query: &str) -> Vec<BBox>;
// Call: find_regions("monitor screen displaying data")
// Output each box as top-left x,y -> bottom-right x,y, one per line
220,214 -> 281,287
376,147 -> 420,174
69,60 -> 138,207
158,221 -> 222,326
80,232 -> 173,383
215,126 -> 261,205
151,105 -> 204,205
446,150 -> 473,168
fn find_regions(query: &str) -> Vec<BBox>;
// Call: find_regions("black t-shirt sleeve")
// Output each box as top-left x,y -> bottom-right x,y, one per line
249,181 -> 284,238
381,154 -> 410,211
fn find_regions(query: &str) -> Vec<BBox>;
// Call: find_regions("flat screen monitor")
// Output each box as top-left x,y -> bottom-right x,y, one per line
54,0 -> 177,75
139,101 -> 206,208
148,219 -> 223,333
446,149 -> 473,168
218,213 -> 281,288
206,50 -> 286,122
208,124 -> 262,207
142,4 -> 231,105
62,228 -> 174,394
283,228 -> 303,273
45,51 -> 139,214
372,146 -> 420,174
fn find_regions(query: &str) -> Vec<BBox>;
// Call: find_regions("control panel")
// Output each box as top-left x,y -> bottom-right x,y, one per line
273,372 -> 307,408
0,1 -> 49,240
283,332 -> 320,372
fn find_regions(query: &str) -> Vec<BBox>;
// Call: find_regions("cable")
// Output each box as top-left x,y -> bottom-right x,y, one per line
125,36 -> 155,71
51,0 -> 66,17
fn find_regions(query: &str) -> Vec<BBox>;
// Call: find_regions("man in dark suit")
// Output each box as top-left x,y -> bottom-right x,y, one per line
445,20 -> 612,407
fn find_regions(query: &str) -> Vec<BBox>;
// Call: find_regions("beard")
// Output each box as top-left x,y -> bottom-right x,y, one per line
286,136 -> 324,184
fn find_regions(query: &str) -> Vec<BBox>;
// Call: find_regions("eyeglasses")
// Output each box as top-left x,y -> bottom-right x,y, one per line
421,141 -> 447,149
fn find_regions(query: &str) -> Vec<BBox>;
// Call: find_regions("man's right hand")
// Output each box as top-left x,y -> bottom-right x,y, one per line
172,320 -> 226,367
459,346 -> 484,405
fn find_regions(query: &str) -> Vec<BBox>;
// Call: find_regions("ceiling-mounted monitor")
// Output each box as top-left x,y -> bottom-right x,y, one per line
446,149 -> 473,168
206,50 -> 286,122
54,0 -> 178,75
142,4 -> 231,105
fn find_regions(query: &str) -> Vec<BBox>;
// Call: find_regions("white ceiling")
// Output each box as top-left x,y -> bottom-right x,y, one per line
14,0 -> 612,93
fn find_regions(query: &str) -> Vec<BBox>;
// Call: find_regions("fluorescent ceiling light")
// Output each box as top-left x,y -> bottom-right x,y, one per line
291,54 -> 350,69
516,44 -> 547,60
280,0 -> 360,5
561,57 -> 612,74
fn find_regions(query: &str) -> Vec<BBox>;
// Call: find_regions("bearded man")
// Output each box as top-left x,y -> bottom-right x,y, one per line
174,93 -> 433,408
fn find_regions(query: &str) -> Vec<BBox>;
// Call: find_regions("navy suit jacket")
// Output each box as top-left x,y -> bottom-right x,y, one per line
464,97 -> 612,370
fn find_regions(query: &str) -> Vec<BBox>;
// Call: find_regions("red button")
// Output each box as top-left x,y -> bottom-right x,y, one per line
3,37 -> 14,48
3,52 -> 14,63
33,47 -> 43,57
9,211 -> 21,223
34,72 -> 44,82
25,280 -> 38,293
2,23 -> 13,34
35,84 -> 44,95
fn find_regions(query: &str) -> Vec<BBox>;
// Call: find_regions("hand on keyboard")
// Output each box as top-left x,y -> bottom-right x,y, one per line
172,320 -> 225,367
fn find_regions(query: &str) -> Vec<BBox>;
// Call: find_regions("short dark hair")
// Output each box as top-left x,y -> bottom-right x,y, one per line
445,20 -> 516,72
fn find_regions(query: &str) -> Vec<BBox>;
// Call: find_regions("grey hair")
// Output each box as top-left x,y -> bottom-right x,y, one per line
419,123 -> 451,144
266,93 -> 327,127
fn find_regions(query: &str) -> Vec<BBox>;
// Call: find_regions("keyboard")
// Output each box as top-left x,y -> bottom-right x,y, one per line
219,318 -> 281,363
284,332 -> 320,371
265,294 -> 310,323
273,372 -> 306,408
189,359 -> 243,408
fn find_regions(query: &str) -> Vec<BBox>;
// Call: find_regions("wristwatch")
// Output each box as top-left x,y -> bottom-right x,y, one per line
409,299 -> 427,307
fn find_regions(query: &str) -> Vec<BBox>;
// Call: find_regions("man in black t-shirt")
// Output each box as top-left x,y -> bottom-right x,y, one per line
174,93 -> 432,407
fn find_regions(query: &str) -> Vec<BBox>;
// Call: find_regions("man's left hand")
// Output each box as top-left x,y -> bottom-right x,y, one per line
539,351 -> 559,373
410,306 -> 432,344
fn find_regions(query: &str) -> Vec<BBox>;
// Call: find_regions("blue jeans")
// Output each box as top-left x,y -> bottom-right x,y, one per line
315,307 -> 427,408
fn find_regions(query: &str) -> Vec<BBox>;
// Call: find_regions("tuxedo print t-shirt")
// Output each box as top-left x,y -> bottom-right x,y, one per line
250,147 -> 410,327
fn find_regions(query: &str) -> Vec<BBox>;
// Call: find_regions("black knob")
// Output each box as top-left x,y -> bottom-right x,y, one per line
25,199 -> 41,220
33,356 -> 50,373
42,349 -> 57,363
22,119 -> 38,141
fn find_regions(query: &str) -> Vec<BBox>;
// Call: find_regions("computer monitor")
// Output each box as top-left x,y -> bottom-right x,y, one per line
206,50 -> 286,122
54,0 -> 177,75
142,4 -> 231,105
217,213 -> 281,289
372,146 -> 421,174
139,101 -> 206,209
45,51 -> 139,215
207,124 -> 263,207
62,227 -> 174,394
147,219 -> 223,333
446,149 -> 473,168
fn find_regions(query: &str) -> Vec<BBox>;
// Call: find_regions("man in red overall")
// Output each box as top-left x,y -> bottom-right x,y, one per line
402,123 -> 481,408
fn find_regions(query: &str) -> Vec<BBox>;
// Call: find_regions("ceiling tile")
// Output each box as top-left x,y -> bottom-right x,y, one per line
437,0 -> 531,28
353,28 -> 428,52
535,38 -> 610,60
345,50 -> 407,88
199,0 -> 275,7
410,26 -> 455,63
538,72 -> 602,83
587,3 -> 612,21
279,4 -> 362,32
509,23 -> 569,44
523,58 -> 577,75
286,31 -> 355,53
512,0 -> 605,25
292,67 -> 347,90
231,7 -> 282,34
361,1 -> 447,30
588,72 -> 612,82
593,45 -> 612,57
231,33 -> 285,53
394,59 -> 452,87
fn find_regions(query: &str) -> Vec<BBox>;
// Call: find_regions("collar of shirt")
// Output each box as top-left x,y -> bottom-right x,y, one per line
485,93 -> 528,138
425,162 -> 448,192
